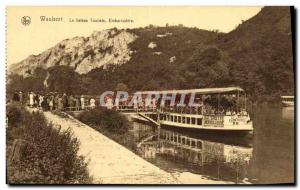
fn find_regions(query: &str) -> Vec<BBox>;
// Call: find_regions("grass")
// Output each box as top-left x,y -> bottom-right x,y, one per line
77,108 -> 130,134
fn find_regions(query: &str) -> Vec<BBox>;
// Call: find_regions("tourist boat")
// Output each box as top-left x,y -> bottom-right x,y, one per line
119,87 -> 254,135
281,96 -> 294,107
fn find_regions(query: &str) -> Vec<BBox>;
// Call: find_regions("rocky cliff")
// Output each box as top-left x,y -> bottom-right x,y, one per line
9,28 -> 137,75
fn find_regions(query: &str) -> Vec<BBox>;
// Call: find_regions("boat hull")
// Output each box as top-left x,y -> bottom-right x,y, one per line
161,122 -> 252,134
282,101 -> 294,107
129,112 -> 253,137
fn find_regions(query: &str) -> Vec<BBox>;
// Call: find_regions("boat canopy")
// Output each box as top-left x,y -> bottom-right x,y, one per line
281,96 -> 294,98
135,87 -> 244,95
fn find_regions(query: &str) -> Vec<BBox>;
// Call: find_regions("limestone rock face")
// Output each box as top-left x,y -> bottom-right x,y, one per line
9,29 -> 137,76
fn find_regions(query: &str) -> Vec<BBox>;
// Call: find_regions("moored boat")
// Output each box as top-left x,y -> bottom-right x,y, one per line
281,96 -> 294,107
118,87 -> 254,135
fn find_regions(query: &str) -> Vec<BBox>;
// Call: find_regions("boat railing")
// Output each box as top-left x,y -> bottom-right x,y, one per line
116,105 -> 157,112
63,105 -> 95,112
160,106 -> 202,115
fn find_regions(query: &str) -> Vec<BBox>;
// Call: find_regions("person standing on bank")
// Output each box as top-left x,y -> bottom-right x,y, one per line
29,92 -> 34,107
38,94 -> 44,108
18,91 -> 23,104
75,96 -> 80,111
80,95 -> 85,110
62,93 -> 68,110
54,94 -> 59,110
13,91 -> 19,102
49,96 -> 54,111
34,93 -> 39,107
58,95 -> 63,110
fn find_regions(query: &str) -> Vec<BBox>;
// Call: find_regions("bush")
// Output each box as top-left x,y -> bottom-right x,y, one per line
6,103 -> 23,127
6,105 -> 91,184
78,108 -> 129,134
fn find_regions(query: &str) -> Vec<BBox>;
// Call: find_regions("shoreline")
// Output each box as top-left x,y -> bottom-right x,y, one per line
37,108 -> 234,184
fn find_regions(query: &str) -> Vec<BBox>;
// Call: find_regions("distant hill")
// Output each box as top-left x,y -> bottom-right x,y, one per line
7,7 -> 294,102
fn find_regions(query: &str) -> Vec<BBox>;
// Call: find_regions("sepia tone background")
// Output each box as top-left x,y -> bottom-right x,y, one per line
7,6 -> 261,65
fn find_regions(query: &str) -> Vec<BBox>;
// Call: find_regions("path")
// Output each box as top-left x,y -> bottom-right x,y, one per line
42,111 -> 180,184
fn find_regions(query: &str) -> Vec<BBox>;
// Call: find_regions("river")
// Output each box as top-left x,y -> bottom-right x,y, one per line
124,104 -> 294,184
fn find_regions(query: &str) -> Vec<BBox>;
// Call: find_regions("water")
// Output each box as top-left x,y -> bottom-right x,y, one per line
126,104 -> 294,184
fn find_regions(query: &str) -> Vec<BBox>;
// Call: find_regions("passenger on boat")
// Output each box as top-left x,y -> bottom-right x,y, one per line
226,110 -> 232,116
115,97 -> 120,109
239,109 -> 248,116
75,97 -> 80,111
90,98 -> 96,109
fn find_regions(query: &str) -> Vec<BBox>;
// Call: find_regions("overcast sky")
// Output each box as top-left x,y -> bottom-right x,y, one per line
7,6 -> 262,65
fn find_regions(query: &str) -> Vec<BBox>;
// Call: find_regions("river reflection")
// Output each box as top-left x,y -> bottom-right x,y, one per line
127,104 -> 294,184
137,128 -> 253,183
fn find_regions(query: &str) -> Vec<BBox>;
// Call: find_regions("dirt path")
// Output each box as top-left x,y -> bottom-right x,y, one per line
42,111 -> 180,184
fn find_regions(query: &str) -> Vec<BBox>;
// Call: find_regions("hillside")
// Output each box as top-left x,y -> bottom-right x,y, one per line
217,6 -> 294,101
7,7 -> 294,102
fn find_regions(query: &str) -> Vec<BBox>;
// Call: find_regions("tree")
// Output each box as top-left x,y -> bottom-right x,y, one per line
181,46 -> 229,88
115,83 -> 129,92
47,66 -> 83,94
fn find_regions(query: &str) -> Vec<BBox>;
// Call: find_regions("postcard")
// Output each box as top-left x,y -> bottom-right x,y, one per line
6,6 -> 295,185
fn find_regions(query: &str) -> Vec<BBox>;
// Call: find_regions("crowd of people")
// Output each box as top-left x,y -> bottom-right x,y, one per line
11,91 -> 96,111
10,91 -> 248,116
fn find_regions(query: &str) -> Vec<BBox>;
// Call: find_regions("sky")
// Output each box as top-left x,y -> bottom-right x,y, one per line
7,6 -> 262,65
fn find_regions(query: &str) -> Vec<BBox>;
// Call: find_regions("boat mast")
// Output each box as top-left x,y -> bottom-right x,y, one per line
217,93 -> 220,113
244,92 -> 247,110
237,89 -> 239,112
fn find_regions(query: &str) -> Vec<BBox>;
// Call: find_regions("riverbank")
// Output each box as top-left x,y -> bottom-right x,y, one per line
36,109 -> 236,184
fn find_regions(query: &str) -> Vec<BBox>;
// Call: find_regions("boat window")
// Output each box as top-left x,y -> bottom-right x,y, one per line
191,140 -> 196,148
178,117 -> 181,123
191,117 -> 195,124
196,141 -> 202,149
182,138 -> 186,145
187,139 -> 190,146
174,116 -> 177,122
197,118 -> 202,125
187,117 -> 190,124
182,117 -> 186,123
171,115 -> 174,121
